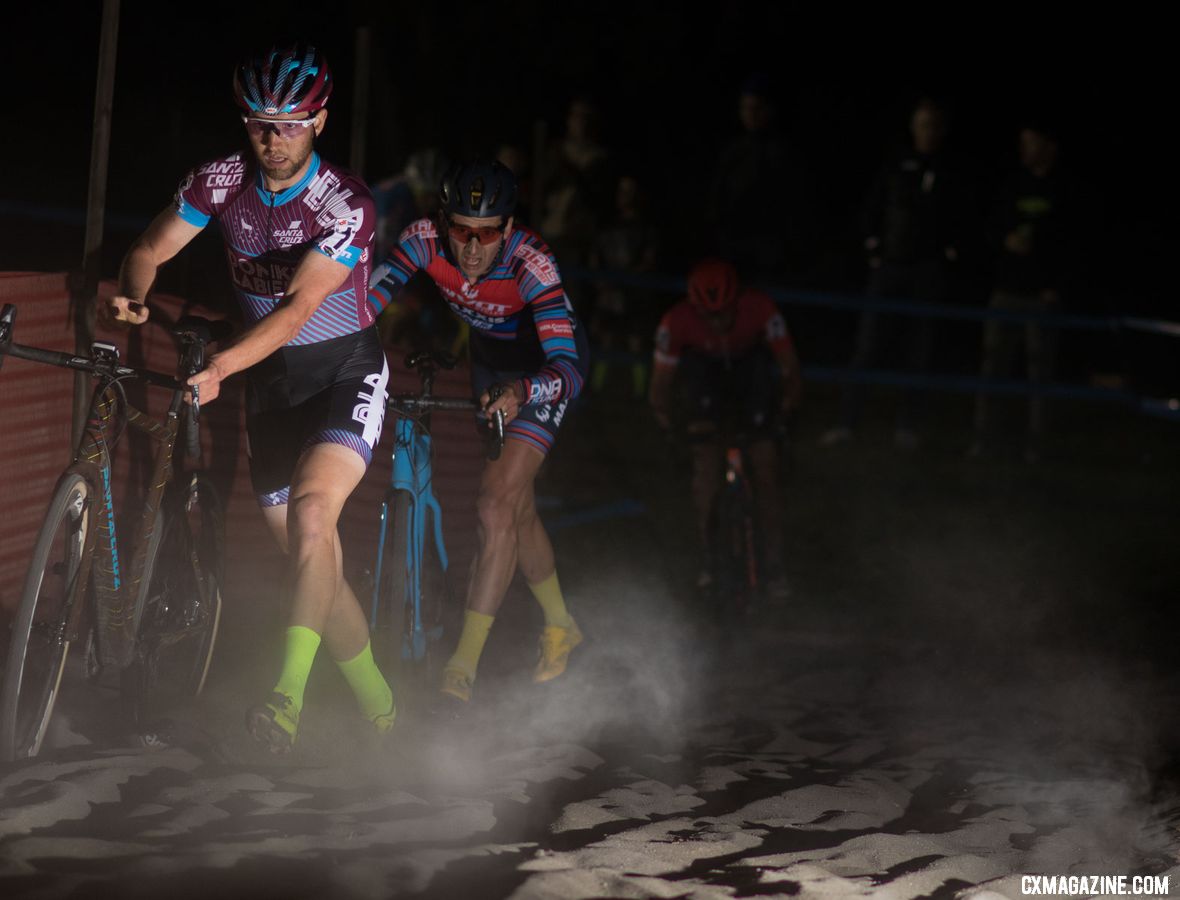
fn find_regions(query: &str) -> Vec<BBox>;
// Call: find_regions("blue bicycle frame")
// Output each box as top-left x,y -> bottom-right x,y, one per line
370,413 -> 450,663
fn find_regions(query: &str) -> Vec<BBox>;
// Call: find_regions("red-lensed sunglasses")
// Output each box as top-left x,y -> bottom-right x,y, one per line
446,219 -> 507,245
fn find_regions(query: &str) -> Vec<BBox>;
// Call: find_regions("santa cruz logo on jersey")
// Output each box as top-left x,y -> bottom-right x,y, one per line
272,221 -> 306,247
197,158 -> 246,190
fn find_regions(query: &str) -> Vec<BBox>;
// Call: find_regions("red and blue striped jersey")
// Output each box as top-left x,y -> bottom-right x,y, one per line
367,219 -> 584,405
173,151 -> 376,346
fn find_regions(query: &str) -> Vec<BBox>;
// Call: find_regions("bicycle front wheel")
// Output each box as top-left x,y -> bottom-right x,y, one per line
124,474 -> 224,727
711,479 -> 759,618
0,471 -> 96,761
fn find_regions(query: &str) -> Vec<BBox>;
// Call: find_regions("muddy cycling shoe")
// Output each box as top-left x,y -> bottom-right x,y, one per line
247,692 -> 299,755
440,667 -> 473,704
428,668 -> 473,721
534,618 -> 583,683
369,700 -> 397,735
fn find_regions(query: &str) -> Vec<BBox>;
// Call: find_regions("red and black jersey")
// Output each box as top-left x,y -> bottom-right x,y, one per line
653,289 -> 793,369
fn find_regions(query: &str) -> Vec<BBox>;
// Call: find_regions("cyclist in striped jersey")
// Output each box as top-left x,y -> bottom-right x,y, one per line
101,45 -> 395,753
369,160 -> 589,708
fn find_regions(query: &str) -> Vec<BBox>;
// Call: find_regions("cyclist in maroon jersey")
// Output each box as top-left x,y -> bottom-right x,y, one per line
100,45 -> 395,754
649,259 -> 802,600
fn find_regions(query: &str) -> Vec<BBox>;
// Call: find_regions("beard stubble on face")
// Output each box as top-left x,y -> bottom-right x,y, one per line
256,134 -> 314,185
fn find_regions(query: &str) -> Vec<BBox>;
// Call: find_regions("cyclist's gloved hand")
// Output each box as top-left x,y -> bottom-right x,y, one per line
481,382 -> 524,427
101,295 -> 150,329
186,356 -> 229,405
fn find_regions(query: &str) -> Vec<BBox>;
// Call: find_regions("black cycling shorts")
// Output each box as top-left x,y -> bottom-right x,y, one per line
469,322 -> 590,457
676,348 -> 781,442
246,327 -> 389,507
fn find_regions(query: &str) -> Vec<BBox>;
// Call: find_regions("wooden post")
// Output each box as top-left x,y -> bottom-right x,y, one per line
350,26 -> 372,176
71,0 -> 120,446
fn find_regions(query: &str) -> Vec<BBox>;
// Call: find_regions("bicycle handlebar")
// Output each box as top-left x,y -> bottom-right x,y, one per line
0,303 -> 233,457
387,393 -> 506,460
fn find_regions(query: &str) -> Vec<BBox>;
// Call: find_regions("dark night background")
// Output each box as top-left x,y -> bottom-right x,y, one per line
4,8 -> 1180,894
3,5 -> 1176,379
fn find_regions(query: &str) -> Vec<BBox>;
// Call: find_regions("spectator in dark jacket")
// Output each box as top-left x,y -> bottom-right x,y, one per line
709,75 -> 810,282
821,97 -> 971,449
970,121 -> 1073,462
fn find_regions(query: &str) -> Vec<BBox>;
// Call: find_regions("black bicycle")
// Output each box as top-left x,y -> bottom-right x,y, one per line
707,436 -> 762,616
0,303 -> 229,760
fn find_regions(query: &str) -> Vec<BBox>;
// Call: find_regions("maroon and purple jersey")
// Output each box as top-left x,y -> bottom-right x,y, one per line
654,290 -> 794,369
367,218 -> 584,406
174,151 -> 376,346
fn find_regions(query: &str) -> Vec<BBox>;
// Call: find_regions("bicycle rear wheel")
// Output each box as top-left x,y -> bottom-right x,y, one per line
124,474 -> 224,727
0,471 -> 95,761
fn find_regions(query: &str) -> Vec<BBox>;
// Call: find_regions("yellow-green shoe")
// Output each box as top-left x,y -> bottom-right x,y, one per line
440,666 -> 473,703
533,618 -> 583,683
247,692 -> 299,755
369,700 -> 397,735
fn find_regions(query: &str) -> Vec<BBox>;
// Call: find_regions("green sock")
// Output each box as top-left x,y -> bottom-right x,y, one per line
445,611 -> 495,680
336,641 -> 394,721
273,625 -> 322,713
529,572 -> 574,628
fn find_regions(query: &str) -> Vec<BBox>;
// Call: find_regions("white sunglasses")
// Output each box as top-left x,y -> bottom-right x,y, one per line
240,115 -> 317,136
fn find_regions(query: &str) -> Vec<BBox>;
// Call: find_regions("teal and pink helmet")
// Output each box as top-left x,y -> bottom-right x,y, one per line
233,44 -> 332,116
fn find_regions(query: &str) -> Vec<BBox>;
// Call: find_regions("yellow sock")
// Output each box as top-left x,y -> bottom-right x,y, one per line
529,572 -> 573,628
273,625 -> 322,713
445,610 -> 495,679
335,640 -> 394,721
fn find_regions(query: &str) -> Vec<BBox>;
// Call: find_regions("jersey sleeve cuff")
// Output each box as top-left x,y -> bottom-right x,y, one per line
174,204 -> 210,228
314,244 -> 362,269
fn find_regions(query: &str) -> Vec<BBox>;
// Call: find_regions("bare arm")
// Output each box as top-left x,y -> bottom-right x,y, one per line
102,208 -> 204,326
188,250 -> 351,401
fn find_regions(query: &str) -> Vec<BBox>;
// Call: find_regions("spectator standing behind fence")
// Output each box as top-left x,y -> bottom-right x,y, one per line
709,75 -> 810,282
588,174 -> 660,399
538,98 -> 613,304
969,122 -> 1072,462
820,98 -> 970,450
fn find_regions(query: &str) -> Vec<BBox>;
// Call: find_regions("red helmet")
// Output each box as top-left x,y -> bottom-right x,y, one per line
233,44 -> 332,115
687,259 -> 739,314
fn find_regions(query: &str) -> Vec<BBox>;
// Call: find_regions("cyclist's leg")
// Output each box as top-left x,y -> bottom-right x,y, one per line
246,331 -> 392,748
258,506 -> 369,659
441,440 -> 545,699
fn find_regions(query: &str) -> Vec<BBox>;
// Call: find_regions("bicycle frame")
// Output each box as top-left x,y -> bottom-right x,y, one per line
370,413 -> 450,663
368,352 -> 503,665
74,374 -> 184,670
